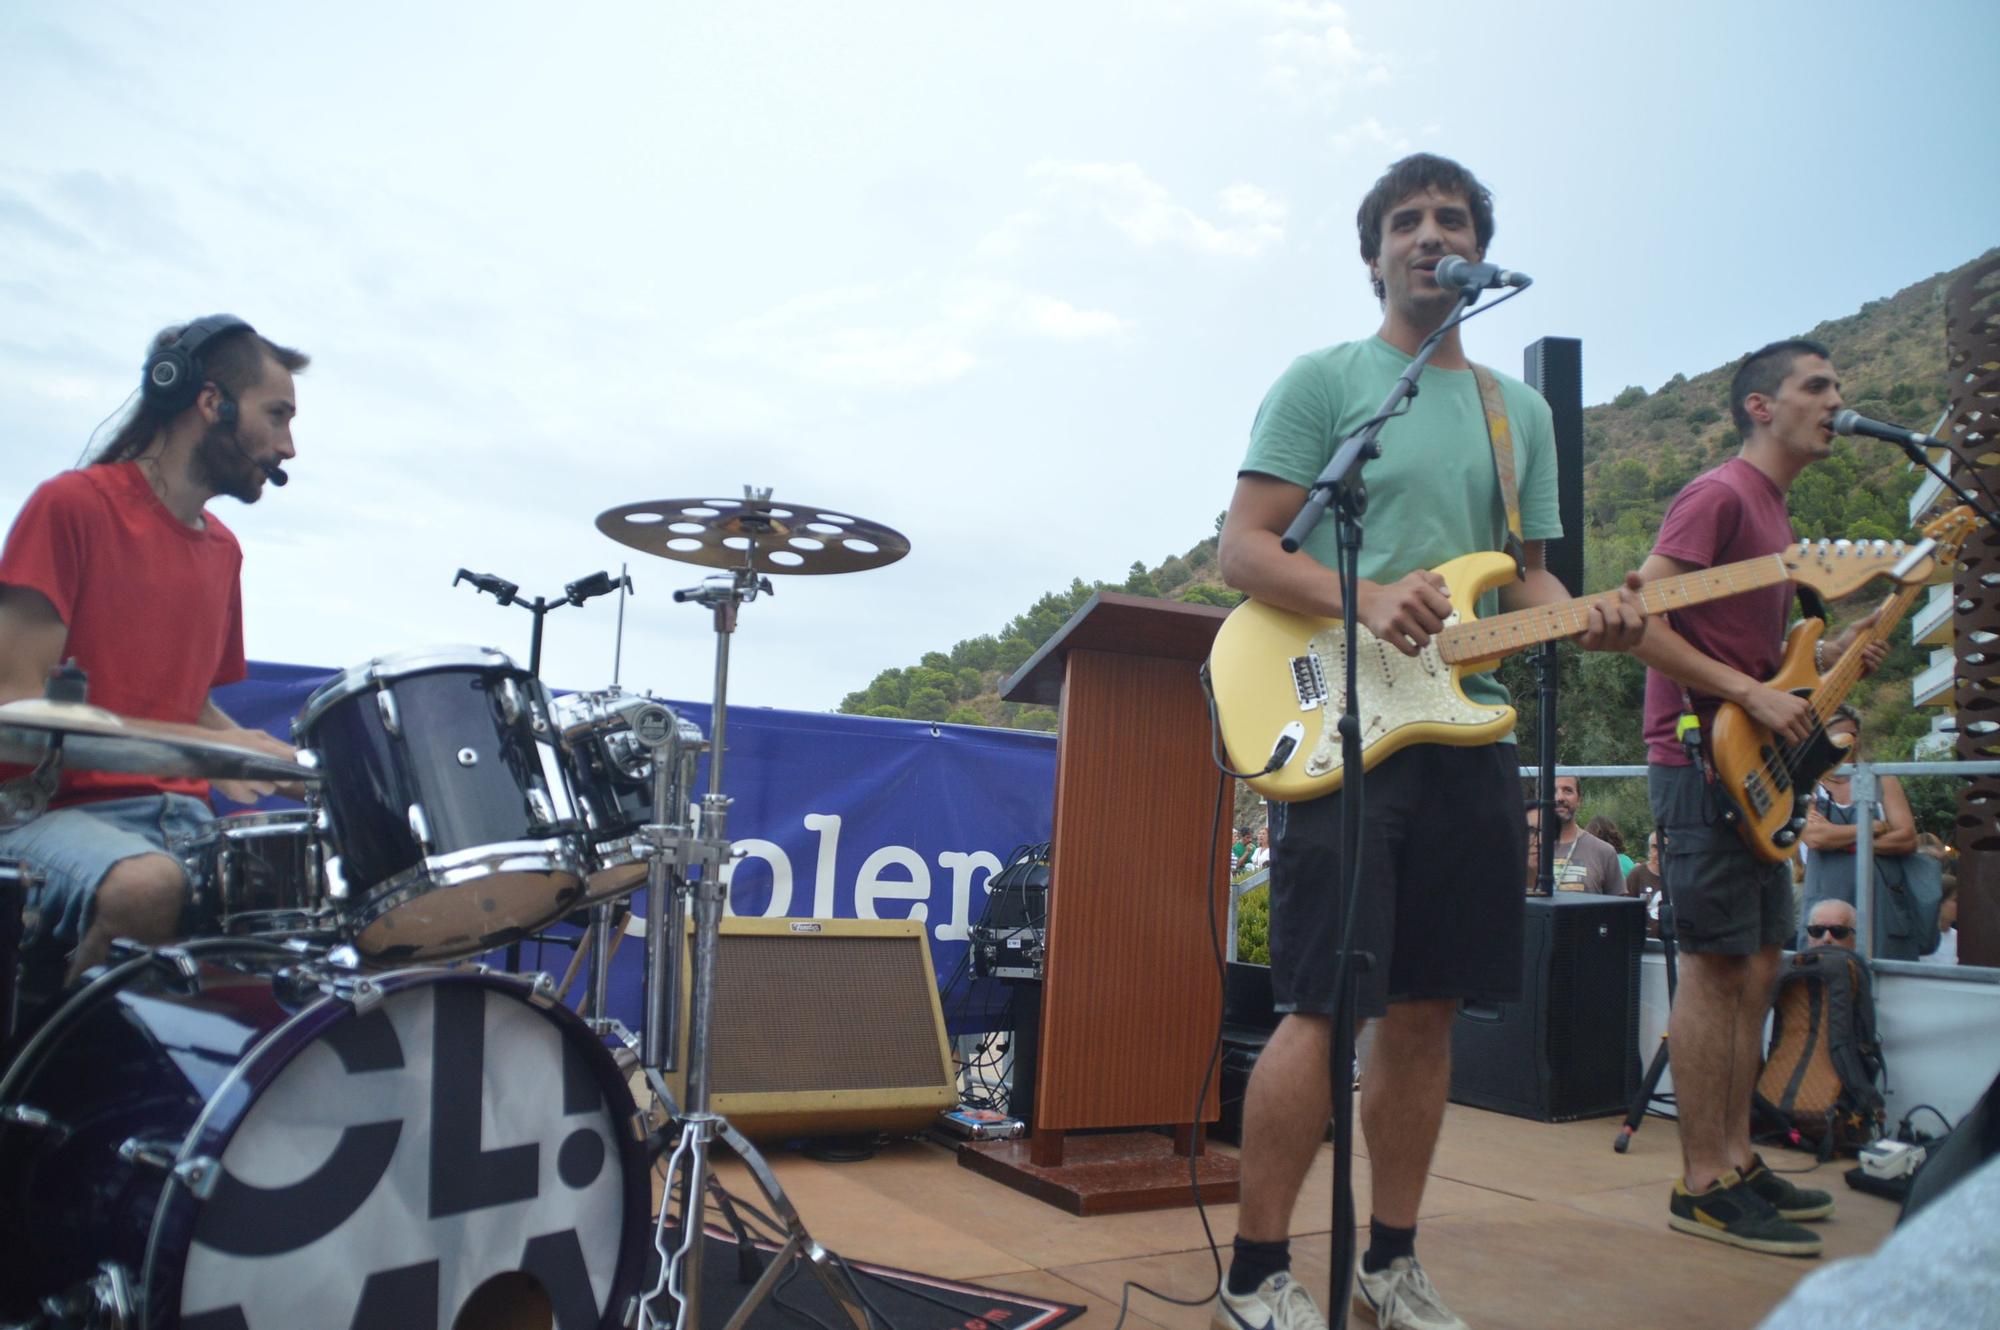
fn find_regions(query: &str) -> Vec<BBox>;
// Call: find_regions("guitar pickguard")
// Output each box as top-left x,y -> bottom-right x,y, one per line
1303,613 -> 1509,780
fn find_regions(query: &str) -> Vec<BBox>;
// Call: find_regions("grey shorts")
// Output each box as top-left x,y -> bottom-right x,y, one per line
1647,763 -> 1793,955
0,794 -> 207,951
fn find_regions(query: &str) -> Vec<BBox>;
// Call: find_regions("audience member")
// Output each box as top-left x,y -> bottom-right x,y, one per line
1626,831 -> 1665,937
1588,814 -> 1635,879
1800,706 -> 1921,957
1232,827 -> 1254,875
1248,825 -> 1271,873
1537,778 -> 1622,892
1918,838 -> 1959,966
1803,899 -> 1857,951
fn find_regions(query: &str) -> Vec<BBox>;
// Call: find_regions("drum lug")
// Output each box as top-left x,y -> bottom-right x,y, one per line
40,1261 -> 134,1330
407,803 -> 433,851
526,971 -> 560,1008
2,1103 -> 69,1141
527,785 -> 556,825
117,1135 -> 180,1173
174,1154 -> 222,1200
496,677 -> 525,725
376,688 -> 402,737
327,975 -> 386,1013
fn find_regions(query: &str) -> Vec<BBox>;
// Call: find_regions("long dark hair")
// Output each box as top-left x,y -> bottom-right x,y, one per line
92,322 -> 310,466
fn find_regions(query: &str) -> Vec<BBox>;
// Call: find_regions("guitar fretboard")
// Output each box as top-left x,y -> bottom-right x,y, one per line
1438,555 -> 1790,664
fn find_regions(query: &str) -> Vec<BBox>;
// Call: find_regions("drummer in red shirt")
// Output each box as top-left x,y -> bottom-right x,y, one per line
0,316 -> 306,979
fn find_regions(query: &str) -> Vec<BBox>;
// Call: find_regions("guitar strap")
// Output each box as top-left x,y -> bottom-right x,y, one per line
1471,364 -> 1527,579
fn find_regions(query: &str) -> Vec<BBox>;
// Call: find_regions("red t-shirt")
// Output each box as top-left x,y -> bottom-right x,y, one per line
1642,457 -> 1796,765
0,463 -> 247,804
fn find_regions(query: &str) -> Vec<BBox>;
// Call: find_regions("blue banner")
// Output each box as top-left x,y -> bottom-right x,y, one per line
215,661 -> 1055,1033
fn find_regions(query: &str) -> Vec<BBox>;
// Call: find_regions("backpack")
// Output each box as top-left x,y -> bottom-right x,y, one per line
1754,945 -> 1886,1159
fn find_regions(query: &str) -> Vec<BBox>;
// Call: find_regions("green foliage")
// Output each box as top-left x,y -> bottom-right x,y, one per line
1234,885 -> 1271,965
1180,583 -> 1246,608
1613,385 -> 1647,408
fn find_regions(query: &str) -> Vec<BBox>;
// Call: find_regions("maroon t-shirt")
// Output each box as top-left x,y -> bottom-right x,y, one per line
0,463 -> 247,804
1643,457 -> 1795,765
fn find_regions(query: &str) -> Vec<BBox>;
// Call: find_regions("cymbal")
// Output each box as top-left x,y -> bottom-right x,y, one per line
0,699 -> 319,783
596,495 -> 910,575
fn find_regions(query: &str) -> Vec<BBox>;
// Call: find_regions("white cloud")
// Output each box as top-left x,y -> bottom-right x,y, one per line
1029,162 -> 1287,257
1330,114 -> 1409,157
708,275 -> 1125,392
1245,0 -> 1394,111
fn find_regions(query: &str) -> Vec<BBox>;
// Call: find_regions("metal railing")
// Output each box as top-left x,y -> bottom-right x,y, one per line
1226,758 -> 1999,981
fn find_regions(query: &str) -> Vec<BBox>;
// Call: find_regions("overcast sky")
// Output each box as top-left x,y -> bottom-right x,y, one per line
3,1 -> 1993,713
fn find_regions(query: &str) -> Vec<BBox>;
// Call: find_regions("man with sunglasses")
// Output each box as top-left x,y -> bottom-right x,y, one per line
1804,900 -> 1858,950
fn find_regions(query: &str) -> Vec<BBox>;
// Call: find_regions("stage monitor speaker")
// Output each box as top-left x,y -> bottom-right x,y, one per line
1449,894 -> 1643,1121
661,917 -> 957,1140
1523,336 -> 1585,597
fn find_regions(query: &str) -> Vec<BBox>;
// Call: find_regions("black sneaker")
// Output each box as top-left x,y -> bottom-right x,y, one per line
1743,1155 -> 1835,1222
1668,1170 -> 1822,1257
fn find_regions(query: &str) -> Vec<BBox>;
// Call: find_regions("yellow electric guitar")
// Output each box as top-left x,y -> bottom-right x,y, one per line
1713,505 -> 1978,862
1207,538 -> 1935,803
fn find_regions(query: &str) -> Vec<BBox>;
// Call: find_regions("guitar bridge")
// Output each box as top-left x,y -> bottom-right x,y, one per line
1291,652 -> 1328,713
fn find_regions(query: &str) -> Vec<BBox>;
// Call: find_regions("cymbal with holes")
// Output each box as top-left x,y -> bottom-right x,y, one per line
595,495 -> 910,575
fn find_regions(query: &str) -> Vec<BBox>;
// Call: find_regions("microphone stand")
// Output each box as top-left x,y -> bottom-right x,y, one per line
1877,437 -> 2000,527
1532,646 -> 1558,895
453,567 -> 629,974
1282,284 -> 1496,1329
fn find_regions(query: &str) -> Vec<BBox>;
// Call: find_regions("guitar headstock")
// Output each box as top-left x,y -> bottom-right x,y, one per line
1781,538 -> 1930,597
1920,505 -> 1983,562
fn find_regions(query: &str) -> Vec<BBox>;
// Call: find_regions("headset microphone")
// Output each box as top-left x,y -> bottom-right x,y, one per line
218,393 -> 288,487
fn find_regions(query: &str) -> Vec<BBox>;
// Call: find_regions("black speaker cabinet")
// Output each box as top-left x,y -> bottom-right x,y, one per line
1449,894 -> 1643,1121
1523,336 -> 1585,598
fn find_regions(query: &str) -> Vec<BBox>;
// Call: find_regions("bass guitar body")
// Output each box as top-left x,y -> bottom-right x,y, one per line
1206,551 -> 1521,803
1708,619 -> 1849,862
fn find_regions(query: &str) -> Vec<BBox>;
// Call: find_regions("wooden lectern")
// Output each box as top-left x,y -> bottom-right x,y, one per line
959,592 -> 1240,1213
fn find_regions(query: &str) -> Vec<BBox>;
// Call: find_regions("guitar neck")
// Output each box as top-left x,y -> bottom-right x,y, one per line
1811,576 -> 1923,717
1438,554 -> 1792,664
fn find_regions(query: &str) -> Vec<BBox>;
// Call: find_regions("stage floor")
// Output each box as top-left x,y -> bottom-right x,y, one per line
704,1103 -> 1900,1330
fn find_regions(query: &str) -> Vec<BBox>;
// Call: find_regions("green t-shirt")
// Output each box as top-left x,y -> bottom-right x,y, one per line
1240,335 -> 1563,708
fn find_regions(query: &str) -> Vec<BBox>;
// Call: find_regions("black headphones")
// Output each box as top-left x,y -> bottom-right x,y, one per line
140,314 -> 253,417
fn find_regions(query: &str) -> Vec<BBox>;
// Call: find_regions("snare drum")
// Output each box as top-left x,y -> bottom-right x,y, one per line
0,941 -> 649,1327
180,810 -> 331,938
554,688 -> 704,903
297,647 -> 586,964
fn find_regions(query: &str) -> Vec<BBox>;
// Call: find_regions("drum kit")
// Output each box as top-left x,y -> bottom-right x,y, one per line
0,487 -> 911,1330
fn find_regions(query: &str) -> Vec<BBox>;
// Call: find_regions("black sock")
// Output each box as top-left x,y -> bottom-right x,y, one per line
1362,1219 -> 1416,1274
1227,1236 -> 1291,1295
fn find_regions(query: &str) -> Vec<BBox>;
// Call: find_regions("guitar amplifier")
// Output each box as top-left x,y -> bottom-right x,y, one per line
1449,895 -> 1644,1121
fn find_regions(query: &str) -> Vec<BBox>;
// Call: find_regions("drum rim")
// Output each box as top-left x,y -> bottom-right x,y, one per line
139,962 -> 653,1326
343,839 -> 585,962
190,809 -> 320,837
295,645 -> 523,732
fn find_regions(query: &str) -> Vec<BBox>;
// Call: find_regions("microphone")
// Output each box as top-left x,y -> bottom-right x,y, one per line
1433,255 -> 1533,292
453,569 -> 520,606
262,460 -> 289,487
1830,409 -> 1940,450
564,570 -> 624,605
219,394 -> 288,486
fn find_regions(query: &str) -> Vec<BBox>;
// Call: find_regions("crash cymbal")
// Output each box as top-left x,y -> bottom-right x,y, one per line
0,698 -> 318,783
595,494 -> 910,575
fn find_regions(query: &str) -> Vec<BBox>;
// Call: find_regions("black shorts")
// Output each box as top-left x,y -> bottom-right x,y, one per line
1648,762 -> 1793,955
1266,743 -> 1525,1019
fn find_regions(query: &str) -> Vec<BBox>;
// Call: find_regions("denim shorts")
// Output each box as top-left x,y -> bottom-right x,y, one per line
0,794 -> 210,950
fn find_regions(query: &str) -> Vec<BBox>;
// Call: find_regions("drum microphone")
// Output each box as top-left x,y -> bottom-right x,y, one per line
453,569 -> 520,606
1830,409 -> 1941,451
564,570 -> 627,606
1433,255 -> 1534,292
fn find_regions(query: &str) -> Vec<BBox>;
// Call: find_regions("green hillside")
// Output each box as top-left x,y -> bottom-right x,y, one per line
839,249 -> 1992,836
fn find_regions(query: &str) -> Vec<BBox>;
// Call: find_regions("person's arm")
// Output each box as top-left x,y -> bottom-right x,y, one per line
1628,552 -> 1820,747
1874,775 -> 1919,855
0,585 -> 68,706
197,698 -> 301,805
1218,473 -> 1456,657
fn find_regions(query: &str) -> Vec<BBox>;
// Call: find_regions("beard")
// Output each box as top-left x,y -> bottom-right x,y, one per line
190,419 -> 265,504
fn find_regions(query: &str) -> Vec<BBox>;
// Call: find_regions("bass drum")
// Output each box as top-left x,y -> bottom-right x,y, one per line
0,941 -> 649,1328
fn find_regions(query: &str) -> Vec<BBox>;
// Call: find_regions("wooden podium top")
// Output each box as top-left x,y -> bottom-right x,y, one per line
999,592 -> 1229,706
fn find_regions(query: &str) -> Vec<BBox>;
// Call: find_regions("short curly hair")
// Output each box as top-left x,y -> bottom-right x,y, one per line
1356,153 -> 1496,301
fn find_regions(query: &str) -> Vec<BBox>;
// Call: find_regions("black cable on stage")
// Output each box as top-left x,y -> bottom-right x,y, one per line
1097,768 -> 1233,1330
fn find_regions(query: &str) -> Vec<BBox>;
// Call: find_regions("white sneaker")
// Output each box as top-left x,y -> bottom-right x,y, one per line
1352,1256 -> 1467,1330
1213,1271 -> 1328,1330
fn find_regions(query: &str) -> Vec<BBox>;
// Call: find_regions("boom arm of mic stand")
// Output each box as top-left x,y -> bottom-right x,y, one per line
1890,437 -> 2000,524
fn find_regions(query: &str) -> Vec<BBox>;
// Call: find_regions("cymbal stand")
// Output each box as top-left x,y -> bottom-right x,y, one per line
632,561 -> 873,1330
